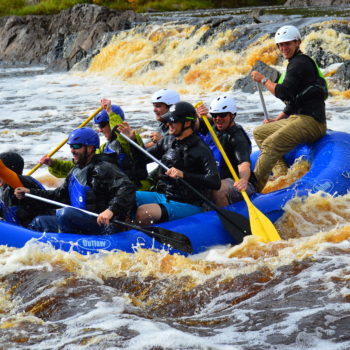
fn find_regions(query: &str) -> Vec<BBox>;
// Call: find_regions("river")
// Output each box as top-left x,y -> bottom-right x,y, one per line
0,5 -> 349,350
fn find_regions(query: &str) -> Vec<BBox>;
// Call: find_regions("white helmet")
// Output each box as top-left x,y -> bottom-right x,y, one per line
275,25 -> 301,44
209,94 -> 237,114
151,89 -> 180,106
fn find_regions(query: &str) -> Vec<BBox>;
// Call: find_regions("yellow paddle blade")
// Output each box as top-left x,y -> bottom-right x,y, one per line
244,194 -> 281,242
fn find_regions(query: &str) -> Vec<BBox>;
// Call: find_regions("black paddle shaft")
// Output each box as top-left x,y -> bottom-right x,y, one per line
111,217 -> 192,253
177,177 -> 251,242
117,132 -> 251,243
25,193 -> 193,254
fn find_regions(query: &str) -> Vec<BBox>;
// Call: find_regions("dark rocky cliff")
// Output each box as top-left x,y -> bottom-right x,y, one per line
0,4 -> 147,71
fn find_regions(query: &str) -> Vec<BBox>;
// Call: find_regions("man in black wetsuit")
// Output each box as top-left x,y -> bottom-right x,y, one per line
251,25 -> 327,192
196,94 -> 257,206
118,101 -> 221,226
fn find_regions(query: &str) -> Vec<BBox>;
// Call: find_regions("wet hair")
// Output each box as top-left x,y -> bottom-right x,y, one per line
0,152 -> 24,175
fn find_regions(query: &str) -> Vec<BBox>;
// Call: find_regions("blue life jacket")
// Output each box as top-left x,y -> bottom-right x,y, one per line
200,133 -> 224,175
68,169 -> 90,209
1,200 -> 20,225
103,142 -> 127,170
199,125 -> 252,178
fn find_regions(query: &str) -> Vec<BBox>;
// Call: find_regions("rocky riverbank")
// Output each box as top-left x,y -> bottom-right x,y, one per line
0,3 -> 349,92
285,0 -> 350,5
0,4 -> 148,71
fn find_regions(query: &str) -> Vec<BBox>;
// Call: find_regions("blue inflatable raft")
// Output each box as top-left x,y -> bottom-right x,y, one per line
0,130 -> 349,255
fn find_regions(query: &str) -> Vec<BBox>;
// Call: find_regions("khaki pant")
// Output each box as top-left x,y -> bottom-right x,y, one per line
253,114 -> 327,192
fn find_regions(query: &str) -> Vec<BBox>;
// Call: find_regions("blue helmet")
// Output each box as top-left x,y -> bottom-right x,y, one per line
94,110 -> 109,124
68,127 -> 100,149
111,104 -> 125,120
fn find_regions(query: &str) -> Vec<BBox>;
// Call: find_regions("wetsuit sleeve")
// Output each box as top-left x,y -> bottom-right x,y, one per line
128,132 -> 149,181
147,138 -> 166,164
15,176 -> 56,224
91,163 -> 136,221
183,144 -> 221,190
230,133 -> 251,165
48,159 -> 74,178
29,173 -> 72,204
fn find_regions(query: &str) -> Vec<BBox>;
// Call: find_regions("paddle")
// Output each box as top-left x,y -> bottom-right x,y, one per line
196,102 -> 281,243
256,82 -> 270,121
25,193 -> 193,254
26,107 -> 102,176
116,130 -> 251,244
0,160 -> 24,188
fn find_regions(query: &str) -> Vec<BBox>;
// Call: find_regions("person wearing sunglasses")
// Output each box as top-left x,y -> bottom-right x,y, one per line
251,25 -> 327,192
118,101 -> 221,226
145,88 -> 181,148
38,99 -> 126,179
196,94 -> 257,206
15,127 -> 136,234
93,109 -> 148,189
39,104 -> 149,190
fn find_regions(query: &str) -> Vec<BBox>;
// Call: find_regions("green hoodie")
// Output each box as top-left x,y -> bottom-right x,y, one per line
48,111 -> 145,179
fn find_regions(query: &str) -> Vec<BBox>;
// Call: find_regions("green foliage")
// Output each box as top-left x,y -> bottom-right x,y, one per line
212,0 -> 285,6
0,0 -> 286,16
0,0 -> 26,16
133,0 -> 213,11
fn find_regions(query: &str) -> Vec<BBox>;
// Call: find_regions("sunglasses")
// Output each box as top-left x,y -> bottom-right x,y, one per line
211,113 -> 229,119
69,144 -> 83,150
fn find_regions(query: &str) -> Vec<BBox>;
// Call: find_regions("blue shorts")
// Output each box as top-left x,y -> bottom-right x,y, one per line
136,191 -> 203,221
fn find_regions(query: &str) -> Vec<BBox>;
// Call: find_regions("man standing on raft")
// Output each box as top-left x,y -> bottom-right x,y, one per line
251,25 -> 327,192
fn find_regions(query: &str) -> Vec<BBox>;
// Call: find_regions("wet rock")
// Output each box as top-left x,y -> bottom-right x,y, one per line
328,60 -> 350,90
301,22 -> 349,68
304,43 -> 344,68
285,0 -> 350,6
140,60 -> 164,74
233,60 -> 280,93
194,16 -> 257,49
0,4 -> 148,71
249,8 -> 265,23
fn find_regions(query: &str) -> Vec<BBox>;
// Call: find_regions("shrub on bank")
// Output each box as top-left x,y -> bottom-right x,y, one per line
0,0 -> 285,16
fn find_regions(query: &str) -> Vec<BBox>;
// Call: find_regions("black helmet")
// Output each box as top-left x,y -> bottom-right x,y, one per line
162,101 -> 197,123
0,152 -> 24,175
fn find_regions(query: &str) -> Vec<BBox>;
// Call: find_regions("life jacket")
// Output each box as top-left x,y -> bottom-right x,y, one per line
68,167 -> 91,209
278,54 -> 328,101
200,124 -> 252,177
1,199 -> 20,225
102,139 -> 127,171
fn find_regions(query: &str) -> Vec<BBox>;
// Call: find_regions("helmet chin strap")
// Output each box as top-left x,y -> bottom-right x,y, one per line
174,121 -> 191,138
